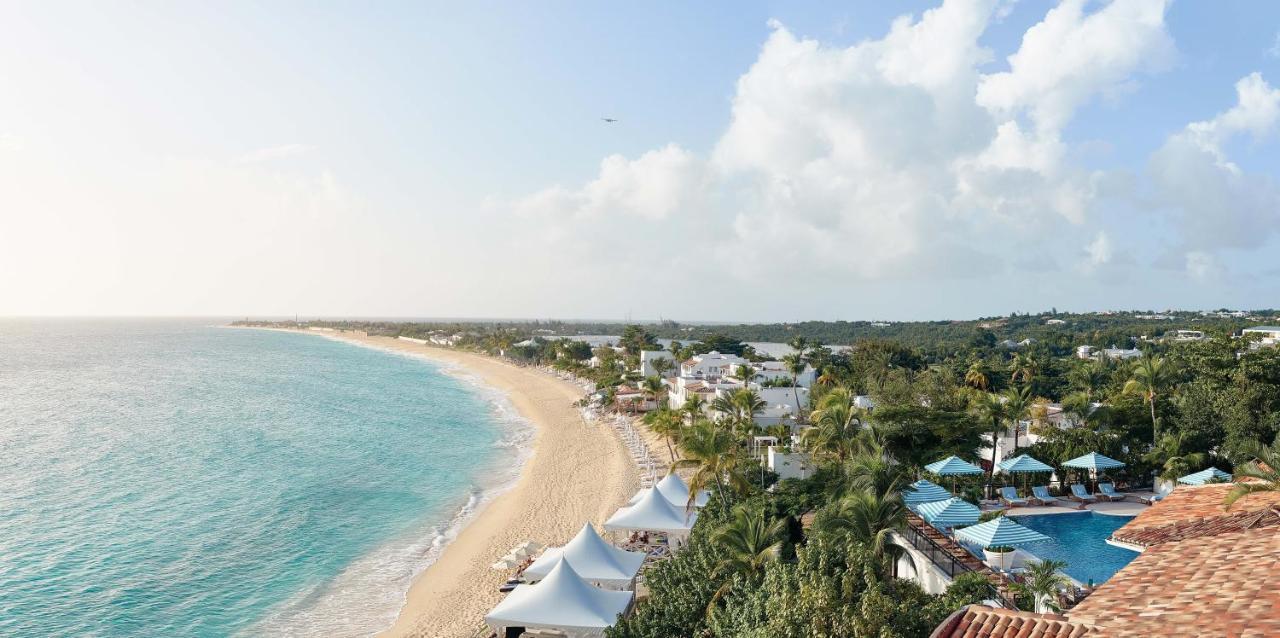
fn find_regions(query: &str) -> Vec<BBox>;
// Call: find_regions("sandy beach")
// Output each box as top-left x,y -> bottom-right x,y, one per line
297,332 -> 638,637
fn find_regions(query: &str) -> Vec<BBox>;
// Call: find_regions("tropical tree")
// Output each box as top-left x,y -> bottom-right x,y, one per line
674,419 -> 751,511
816,366 -> 839,388
650,356 -> 675,378
814,488 -> 906,581
681,393 -> 707,423
964,361 -> 990,392
1144,431 -> 1208,482
802,387 -> 866,462
973,392 -> 1009,487
783,352 -> 808,425
712,387 -> 766,442
735,363 -> 756,383
644,408 -> 685,461
1067,359 -> 1109,400
1003,385 -> 1034,452
641,375 -> 666,408
706,505 -> 787,615
1224,437 -> 1280,510
1009,352 -> 1040,385
1010,559 -> 1071,613
1124,354 -> 1176,443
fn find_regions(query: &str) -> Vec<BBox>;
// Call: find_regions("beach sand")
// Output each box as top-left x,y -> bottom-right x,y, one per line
310,333 -> 638,638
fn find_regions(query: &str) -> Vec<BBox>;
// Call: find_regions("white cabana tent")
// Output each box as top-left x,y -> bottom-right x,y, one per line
605,486 -> 698,546
523,523 -> 645,590
625,474 -> 710,510
485,558 -> 633,638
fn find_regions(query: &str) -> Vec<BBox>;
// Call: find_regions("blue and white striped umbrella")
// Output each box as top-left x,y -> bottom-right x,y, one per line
1063,452 -> 1125,471
997,454 -> 1054,473
902,479 -> 952,505
954,516 -> 1050,548
914,497 -> 980,528
1178,467 -> 1232,485
925,455 -> 984,476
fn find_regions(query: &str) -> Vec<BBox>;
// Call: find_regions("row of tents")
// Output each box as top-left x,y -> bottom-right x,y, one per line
484,474 -> 709,638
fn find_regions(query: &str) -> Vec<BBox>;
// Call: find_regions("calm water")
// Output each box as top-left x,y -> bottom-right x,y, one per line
1011,511 -> 1139,585
0,320 -> 527,637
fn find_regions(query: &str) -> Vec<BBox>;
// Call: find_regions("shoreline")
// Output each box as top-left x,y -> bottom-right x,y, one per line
263,329 -> 640,637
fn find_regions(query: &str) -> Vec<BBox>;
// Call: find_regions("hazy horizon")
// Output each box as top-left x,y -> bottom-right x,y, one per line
3,1 -> 1279,321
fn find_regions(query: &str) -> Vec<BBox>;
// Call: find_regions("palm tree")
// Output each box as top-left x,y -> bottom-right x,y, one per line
735,363 -> 755,383
1003,385 -> 1034,452
1224,438 -> 1280,510
1011,559 -> 1071,613
783,352 -> 808,425
707,505 -> 787,615
711,387 -> 766,442
674,419 -> 750,512
681,393 -> 707,423
1144,432 -> 1207,483
801,387 -> 865,462
815,488 -> 905,580
640,375 -> 666,408
650,356 -> 675,379
964,361 -> 990,392
973,392 -> 1009,487
1067,359 -> 1108,400
869,350 -> 894,392
816,367 -> 839,388
1009,352 -> 1039,385
1124,354 -> 1176,443
643,408 -> 684,461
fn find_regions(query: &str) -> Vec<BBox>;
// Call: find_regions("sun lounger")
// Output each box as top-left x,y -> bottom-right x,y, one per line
1069,483 -> 1097,505
1097,483 -> 1127,502
999,486 -> 1029,507
1031,485 -> 1061,506
1132,492 -> 1164,505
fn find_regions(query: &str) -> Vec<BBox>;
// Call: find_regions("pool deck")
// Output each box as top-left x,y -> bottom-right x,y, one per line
983,499 -> 1151,517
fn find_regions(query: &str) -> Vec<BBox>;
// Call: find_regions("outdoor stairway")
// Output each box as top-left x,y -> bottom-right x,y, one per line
904,514 -> 1019,607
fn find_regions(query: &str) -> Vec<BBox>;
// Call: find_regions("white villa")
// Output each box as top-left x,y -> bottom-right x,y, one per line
1243,326 -> 1280,347
638,350 -> 676,377
678,351 -> 749,379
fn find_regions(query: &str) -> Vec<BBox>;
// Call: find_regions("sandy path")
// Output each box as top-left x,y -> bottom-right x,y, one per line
302,335 -> 638,638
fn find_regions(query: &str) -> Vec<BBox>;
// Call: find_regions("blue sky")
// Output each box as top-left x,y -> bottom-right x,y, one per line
1,1 -> 1278,321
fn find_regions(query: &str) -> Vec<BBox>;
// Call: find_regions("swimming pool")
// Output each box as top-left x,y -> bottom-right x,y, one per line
1009,511 -> 1139,586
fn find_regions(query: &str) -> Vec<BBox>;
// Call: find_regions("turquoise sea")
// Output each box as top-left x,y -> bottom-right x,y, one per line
0,320 -> 529,637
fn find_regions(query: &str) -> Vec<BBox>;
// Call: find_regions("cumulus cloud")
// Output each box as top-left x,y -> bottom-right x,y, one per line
1148,72 -> 1280,274
505,0 -> 1188,308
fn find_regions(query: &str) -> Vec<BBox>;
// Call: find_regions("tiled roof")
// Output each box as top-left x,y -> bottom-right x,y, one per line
1111,483 -> 1280,548
1070,526 -> 1280,637
929,605 -> 1098,638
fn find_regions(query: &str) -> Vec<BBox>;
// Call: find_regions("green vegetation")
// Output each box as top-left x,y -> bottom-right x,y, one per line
233,310 -> 1280,635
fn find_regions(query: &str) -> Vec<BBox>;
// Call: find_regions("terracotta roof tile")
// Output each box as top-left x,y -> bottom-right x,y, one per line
1070,526 -> 1280,637
1111,484 -> 1280,548
930,605 -> 1098,638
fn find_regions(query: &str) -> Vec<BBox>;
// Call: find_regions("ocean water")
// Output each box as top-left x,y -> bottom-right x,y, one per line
0,320 -> 530,637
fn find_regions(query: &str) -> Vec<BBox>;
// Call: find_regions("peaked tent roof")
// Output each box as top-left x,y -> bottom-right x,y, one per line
655,473 -> 711,508
997,454 -> 1054,473
1063,452 -> 1125,470
1177,467 -> 1232,485
955,516 -> 1051,548
523,524 -> 645,586
913,497 -> 980,528
485,558 -> 633,636
925,455 -> 984,476
604,486 -> 698,534
901,479 -> 952,505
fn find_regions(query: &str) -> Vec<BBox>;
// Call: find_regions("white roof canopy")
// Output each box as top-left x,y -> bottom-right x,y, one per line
523,524 -> 645,588
485,558 -> 633,638
626,474 -> 710,510
605,486 -> 698,535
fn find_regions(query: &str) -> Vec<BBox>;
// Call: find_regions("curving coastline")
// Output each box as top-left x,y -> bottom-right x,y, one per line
288,331 -> 640,637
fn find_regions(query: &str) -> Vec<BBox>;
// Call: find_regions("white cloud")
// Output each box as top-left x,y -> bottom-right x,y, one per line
506,0 -> 1180,299
1269,31 -> 1280,59
1085,231 -> 1112,267
1148,72 -> 1280,274
238,143 -> 317,163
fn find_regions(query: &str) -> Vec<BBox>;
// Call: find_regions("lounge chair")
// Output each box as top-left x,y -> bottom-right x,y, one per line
1069,483 -> 1097,505
999,486 -> 1029,508
1097,483 -> 1127,502
1031,485 -> 1061,506
1133,492 -> 1165,505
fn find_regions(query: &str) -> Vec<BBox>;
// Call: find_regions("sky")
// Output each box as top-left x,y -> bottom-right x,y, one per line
2,0 -> 1279,322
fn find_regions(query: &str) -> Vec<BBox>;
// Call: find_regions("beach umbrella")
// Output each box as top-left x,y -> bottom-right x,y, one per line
1063,452 -> 1125,490
913,497 -> 981,529
511,541 -> 544,555
1177,467 -> 1232,486
955,517 -> 1050,570
902,479 -> 952,506
997,454 -> 1055,492
491,557 -> 519,571
924,455 -> 983,493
